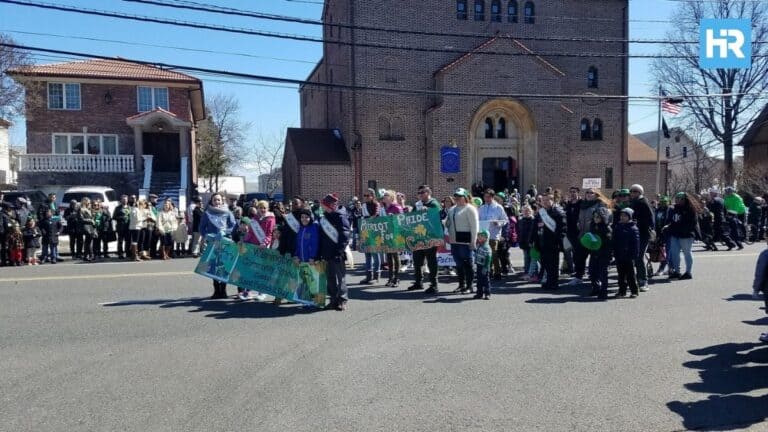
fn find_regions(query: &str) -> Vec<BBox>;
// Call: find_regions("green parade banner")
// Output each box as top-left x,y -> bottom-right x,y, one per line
359,208 -> 445,253
195,235 -> 327,307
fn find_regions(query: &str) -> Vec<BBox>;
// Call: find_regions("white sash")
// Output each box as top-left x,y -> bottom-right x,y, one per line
285,212 -> 300,233
320,216 -> 339,244
251,219 -> 267,245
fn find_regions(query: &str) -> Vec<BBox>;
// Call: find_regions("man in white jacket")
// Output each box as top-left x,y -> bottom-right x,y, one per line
479,189 -> 508,280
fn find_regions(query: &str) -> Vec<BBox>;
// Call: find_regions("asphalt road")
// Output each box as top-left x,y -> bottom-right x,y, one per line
1,245 -> 767,432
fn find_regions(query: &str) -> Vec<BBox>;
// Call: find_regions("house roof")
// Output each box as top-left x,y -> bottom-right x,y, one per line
435,35 -> 566,77
739,103 -> 768,147
628,134 -> 667,162
8,58 -> 201,84
286,128 -> 351,164
634,127 -> 690,150
0,118 -> 10,128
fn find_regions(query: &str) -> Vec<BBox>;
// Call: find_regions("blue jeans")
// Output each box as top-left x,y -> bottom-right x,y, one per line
451,244 -> 475,288
364,252 -> 381,272
669,236 -> 693,274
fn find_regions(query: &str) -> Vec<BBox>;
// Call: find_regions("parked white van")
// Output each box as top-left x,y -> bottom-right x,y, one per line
60,186 -> 120,215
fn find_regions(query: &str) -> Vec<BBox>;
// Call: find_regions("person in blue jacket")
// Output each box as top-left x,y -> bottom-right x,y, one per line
295,208 -> 319,263
199,193 -> 236,299
613,207 -> 641,298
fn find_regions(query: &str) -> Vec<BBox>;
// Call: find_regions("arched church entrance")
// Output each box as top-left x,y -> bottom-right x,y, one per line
469,100 -> 537,194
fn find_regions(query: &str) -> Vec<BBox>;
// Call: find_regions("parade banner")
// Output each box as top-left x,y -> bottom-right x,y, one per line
195,236 -> 327,307
359,208 -> 445,253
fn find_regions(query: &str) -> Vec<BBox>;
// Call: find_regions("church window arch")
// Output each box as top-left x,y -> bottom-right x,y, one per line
523,1 -> 535,24
378,116 -> 391,140
580,118 -> 591,141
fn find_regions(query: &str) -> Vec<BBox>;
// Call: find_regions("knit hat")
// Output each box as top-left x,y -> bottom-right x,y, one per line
239,216 -> 251,225
321,193 -> 339,209
478,229 -> 490,239
617,189 -> 630,196
659,195 -> 670,204
629,184 -> 644,195
453,187 -> 470,198
366,188 -> 376,197
675,191 -> 686,199
472,197 -> 482,207
620,207 -> 635,218
580,232 -> 602,251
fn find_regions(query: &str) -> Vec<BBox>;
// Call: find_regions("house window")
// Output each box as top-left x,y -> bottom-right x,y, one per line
605,167 -> 613,189
491,0 -> 501,22
497,117 -> 507,139
52,134 -> 120,155
137,86 -> 169,112
508,1 -> 518,22
485,118 -> 494,138
378,116 -> 391,140
588,66 -> 598,88
592,118 -> 603,140
457,0 -> 468,19
580,118 -> 591,140
474,0 -> 485,21
523,1 -> 535,24
683,146 -> 688,158
47,83 -> 81,110
665,146 -> 670,158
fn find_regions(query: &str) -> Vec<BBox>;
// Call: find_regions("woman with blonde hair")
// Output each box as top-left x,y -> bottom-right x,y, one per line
566,188 -> 613,286
129,198 -> 151,261
157,199 -> 179,260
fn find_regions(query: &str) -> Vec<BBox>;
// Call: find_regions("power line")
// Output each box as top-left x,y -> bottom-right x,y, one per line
8,42 -> 768,102
5,0 -> 767,62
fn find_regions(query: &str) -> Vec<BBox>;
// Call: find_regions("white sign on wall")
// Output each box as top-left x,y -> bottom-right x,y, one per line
582,178 -> 602,189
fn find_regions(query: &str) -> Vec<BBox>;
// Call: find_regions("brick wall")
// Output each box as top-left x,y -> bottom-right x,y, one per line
299,164 -> 354,202
25,82 -> 192,154
625,162 -> 668,197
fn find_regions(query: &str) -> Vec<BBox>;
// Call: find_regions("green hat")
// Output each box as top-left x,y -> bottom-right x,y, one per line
478,229 -> 490,239
496,192 -> 507,200
580,232 -> 602,251
659,195 -> 670,203
675,191 -> 686,198
618,188 -> 630,196
472,197 -> 482,207
453,187 -> 470,198
239,216 -> 251,225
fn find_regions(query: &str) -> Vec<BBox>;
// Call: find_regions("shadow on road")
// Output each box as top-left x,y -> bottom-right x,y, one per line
724,293 -> 764,302
103,296 -> 323,319
667,342 -> 768,431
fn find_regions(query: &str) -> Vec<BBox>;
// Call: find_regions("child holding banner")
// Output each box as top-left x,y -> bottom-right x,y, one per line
199,193 -> 236,299
238,201 -> 276,301
382,190 -> 404,287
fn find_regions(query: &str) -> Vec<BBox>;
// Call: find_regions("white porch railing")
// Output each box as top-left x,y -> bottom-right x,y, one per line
19,154 -> 135,173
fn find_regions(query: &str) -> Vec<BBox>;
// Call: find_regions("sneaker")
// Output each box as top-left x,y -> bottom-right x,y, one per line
529,275 -> 540,283
254,293 -> 268,302
424,286 -> 438,295
566,277 -> 583,286
448,269 -> 457,276
483,295 -> 490,300
615,291 -> 628,298
754,290 -> 762,300
639,282 -> 650,292
668,272 -> 681,279
679,273 -> 692,280
407,283 -> 423,291
238,291 -> 251,301
630,293 -> 638,298
760,333 -> 768,343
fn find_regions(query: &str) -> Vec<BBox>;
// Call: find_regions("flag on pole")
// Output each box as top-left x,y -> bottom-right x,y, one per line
662,117 -> 670,139
661,97 -> 683,115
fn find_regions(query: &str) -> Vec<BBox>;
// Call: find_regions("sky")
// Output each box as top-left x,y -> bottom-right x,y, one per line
0,0 -> 689,177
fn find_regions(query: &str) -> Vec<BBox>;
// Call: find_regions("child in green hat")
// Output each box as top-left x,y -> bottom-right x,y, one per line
475,229 -> 492,300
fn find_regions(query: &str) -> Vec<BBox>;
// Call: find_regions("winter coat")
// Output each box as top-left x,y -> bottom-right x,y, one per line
724,193 -> 746,215
295,222 -> 320,262
6,230 -> 23,249
564,200 -> 582,239
577,199 -> 604,238
532,205 -> 566,253
250,212 -> 276,247
78,208 -> 95,237
199,206 -> 236,237
113,204 -> 132,231
667,205 -> 698,239
589,208 -> 613,259
157,210 -> 179,235
63,207 -> 79,235
318,207 -> 350,260
278,210 -> 303,257
22,226 -> 41,249
192,205 -> 204,233
446,204 -> 480,247
37,199 -> 58,222
39,217 -> 62,244
517,216 -> 536,250
173,222 -> 188,244
752,249 -> 768,313
630,196 -> 655,241
612,221 -> 640,262
129,207 -> 149,231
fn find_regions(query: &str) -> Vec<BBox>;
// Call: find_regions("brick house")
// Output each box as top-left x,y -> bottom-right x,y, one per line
285,0 -> 659,201
8,59 -> 205,204
626,134 -> 668,196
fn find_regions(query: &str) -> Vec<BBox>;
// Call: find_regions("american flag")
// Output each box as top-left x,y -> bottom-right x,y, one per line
661,98 -> 683,115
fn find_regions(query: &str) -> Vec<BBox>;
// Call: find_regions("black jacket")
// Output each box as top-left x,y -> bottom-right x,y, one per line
707,198 -> 726,231
113,204 -> 132,230
318,207 -> 350,260
668,205 -> 698,239
533,205 -> 566,253
564,200 -> 581,239
517,217 -> 536,250
37,199 -> 58,222
278,210 -> 304,257
612,221 -> 640,262
630,196 -> 655,241
39,217 -> 62,244
22,226 -> 41,249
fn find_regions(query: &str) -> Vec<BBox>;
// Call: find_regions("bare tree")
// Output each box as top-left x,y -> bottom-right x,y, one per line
653,1 -> 768,185
196,93 -> 251,192
0,33 -> 39,120
249,130 -> 284,195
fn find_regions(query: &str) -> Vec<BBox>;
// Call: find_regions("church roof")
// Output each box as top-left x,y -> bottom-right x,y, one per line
286,128 -> 351,164
435,35 -> 566,77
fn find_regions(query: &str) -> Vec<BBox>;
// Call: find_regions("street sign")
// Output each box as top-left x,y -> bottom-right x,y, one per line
582,178 -> 602,189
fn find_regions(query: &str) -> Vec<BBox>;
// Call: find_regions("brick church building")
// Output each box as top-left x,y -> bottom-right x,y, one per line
284,0 -> 656,201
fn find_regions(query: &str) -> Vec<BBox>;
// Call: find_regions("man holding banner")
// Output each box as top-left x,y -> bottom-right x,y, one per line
318,193 -> 351,311
409,185 -> 441,294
